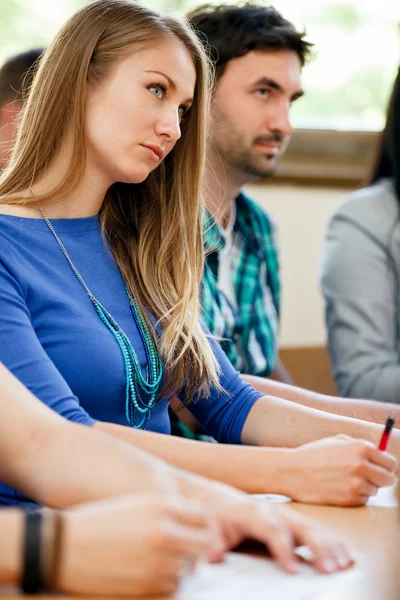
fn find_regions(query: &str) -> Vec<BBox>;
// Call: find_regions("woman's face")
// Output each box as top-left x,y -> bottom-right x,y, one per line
84,37 -> 196,187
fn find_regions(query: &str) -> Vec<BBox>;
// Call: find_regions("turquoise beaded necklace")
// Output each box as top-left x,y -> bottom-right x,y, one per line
39,208 -> 163,429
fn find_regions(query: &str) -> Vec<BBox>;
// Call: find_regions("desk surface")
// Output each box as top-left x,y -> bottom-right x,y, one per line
1,487 -> 399,600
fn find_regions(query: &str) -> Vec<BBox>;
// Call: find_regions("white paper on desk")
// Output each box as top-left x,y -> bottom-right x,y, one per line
367,484 -> 397,507
178,552 -> 354,600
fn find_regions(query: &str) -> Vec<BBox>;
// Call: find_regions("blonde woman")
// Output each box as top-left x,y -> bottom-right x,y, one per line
0,0 -> 396,511
0,363 -> 356,591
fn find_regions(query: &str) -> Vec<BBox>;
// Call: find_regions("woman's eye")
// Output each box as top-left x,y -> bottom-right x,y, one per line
178,106 -> 187,118
149,84 -> 165,99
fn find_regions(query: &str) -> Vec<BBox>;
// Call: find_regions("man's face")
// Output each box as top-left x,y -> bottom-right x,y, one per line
210,49 -> 303,180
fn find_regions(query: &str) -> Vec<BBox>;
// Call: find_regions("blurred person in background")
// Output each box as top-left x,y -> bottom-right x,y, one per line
321,67 -> 400,404
0,49 -> 43,170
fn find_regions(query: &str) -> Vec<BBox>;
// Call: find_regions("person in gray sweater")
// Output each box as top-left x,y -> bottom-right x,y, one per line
321,67 -> 400,403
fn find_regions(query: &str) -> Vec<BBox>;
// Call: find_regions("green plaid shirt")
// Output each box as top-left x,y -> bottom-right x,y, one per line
169,192 -> 280,441
202,192 -> 280,377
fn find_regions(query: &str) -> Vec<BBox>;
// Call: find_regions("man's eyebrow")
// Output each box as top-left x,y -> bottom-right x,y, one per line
145,70 -> 194,104
291,90 -> 305,102
252,76 -> 304,101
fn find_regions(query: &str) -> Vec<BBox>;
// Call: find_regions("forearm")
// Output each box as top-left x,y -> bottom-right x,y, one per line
0,363 -> 286,500
94,421 -> 293,494
0,509 -> 23,585
0,365 -> 169,507
241,394 -> 386,449
7,420 -> 173,507
242,374 -> 400,425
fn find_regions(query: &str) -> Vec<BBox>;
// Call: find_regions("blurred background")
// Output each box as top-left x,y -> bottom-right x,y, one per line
1,0 -> 399,391
2,0 -> 399,131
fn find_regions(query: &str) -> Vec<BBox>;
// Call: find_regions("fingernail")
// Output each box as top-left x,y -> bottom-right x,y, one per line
207,548 -> 225,563
323,558 -> 336,573
287,560 -> 300,574
338,556 -> 350,568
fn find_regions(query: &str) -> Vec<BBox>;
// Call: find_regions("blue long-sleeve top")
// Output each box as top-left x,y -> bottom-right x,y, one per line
0,214 -> 262,506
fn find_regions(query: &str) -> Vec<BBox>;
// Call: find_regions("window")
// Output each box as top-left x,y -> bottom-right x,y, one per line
2,0 -> 398,132
1,0 -> 399,184
273,0 -> 399,133
0,1 -> 87,62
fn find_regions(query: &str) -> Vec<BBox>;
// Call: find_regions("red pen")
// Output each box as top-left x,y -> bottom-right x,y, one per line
378,416 -> 395,451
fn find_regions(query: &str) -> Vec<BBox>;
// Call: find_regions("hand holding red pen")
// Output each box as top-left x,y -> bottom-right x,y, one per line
287,434 -> 397,506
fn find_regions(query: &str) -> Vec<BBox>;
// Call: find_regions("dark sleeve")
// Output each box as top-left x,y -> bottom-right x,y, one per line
0,252 -> 96,425
185,325 -> 263,444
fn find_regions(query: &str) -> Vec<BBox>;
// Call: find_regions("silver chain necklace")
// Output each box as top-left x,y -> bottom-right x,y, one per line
38,207 -> 96,301
33,197 -> 163,428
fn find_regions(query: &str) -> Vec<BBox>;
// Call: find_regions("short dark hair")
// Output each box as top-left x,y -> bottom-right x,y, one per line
187,3 -> 314,79
369,67 -> 400,200
0,48 -> 44,107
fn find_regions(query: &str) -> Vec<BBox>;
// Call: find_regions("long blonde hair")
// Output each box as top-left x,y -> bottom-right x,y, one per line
0,0 -> 220,403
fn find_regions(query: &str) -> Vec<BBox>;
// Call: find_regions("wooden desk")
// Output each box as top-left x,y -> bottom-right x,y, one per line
1,487 -> 399,600
290,486 -> 399,600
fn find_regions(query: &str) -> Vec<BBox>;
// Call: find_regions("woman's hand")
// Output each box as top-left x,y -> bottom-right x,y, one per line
180,474 -> 355,574
57,492 -> 222,597
287,435 -> 397,506
217,501 -> 354,574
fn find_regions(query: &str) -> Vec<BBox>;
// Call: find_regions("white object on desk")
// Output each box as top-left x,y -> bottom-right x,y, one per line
178,552 -> 354,600
251,493 -> 292,503
367,484 -> 397,507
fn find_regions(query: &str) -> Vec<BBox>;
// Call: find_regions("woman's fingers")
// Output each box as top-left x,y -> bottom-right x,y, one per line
285,510 -> 355,574
362,459 -> 396,488
165,497 -> 225,558
258,518 -> 299,574
167,497 -> 212,527
367,447 -> 397,473
163,519 -> 221,559
223,503 -> 300,573
236,502 -> 355,575
159,493 -> 356,579
357,480 -> 378,498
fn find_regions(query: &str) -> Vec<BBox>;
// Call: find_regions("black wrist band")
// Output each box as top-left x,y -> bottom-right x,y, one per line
21,511 -> 44,594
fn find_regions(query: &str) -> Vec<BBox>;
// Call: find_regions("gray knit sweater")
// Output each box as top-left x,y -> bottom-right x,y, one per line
321,178 -> 400,403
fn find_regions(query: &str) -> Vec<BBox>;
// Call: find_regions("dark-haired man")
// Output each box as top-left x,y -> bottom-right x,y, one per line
170,4 -> 400,439
189,4 -> 310,385
170,4 -> 306,441
0,49 -> 43,169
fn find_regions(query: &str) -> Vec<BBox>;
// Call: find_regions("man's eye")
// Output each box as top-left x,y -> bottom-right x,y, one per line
149,84 -> 165,99
256,88 -> 270,98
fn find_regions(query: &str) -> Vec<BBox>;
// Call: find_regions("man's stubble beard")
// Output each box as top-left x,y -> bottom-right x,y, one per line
211,116 -> 281,181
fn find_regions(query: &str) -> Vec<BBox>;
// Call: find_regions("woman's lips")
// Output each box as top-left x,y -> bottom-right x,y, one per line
141,144 -> 165,162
